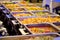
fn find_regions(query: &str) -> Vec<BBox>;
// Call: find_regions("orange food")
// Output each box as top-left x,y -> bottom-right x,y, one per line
13,13 -> 32,17
20,17 -> 60,24
4,3 -> 26,12
28,26 -> 57,34
8,8 -> 25,12
26,7 -> 45,11
20,1 -> 28,4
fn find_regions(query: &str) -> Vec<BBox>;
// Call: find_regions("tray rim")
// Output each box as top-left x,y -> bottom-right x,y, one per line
0,33 -> 59,38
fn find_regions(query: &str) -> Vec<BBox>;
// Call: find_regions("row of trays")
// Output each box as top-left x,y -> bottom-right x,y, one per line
0,2 -> 60,33
11,11 -> 58,17
0,3 -> 59,24
0,2 -> 60,40
1,2 -> 59,15
2,2 -> 48,12
25,23 -> 60,34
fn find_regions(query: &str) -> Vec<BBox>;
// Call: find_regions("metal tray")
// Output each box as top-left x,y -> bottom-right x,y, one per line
26,23 -> 59,34
16,16 -> 60,25
25,7 -> 45,11
31,11 -> 59,16
18,2 -> 40,8
17,2 -> 34,5
19,4 -> 39,7
11,12 -> 34,18
1,2 -> 15,4
0,33 -> 60,40
2,3 -> 26,12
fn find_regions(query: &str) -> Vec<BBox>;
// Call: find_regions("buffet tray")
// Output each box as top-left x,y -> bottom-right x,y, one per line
16,16 -> 60,25
11,12 -> 34,18
31,11 -> 59,16
19,4 -> 39,7
2,2 -> 16,4
0,33 -> 60,40
25,7 -> 45,11
2,3 -> 27,12
26,23 -> 60,34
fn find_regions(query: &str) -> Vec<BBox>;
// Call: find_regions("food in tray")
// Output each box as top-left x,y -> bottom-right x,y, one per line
20,4 -> 38,7
26,7 -> 45,11
4,4 -> 20,8
19,36 -> 54,40
2,2 -> 14,4
13,13 -> 33,17
6,7 -> 26,12
28,26 -> 57,34
18,17 -> 60,24
3,3 -> 25,12
9,8 -> 26,12
27,36 -> 54,40
19,1 -> 29,5
34,12 -> 51,16
23,5 -> 37,7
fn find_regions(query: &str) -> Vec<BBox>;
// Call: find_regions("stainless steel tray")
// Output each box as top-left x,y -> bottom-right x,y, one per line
16,16 -> 60,25
31,11 -> 59,16
2,3 -> 27,12
26,23 -> 60,34
0,33 -> 60,40
11,12 -> 34,18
